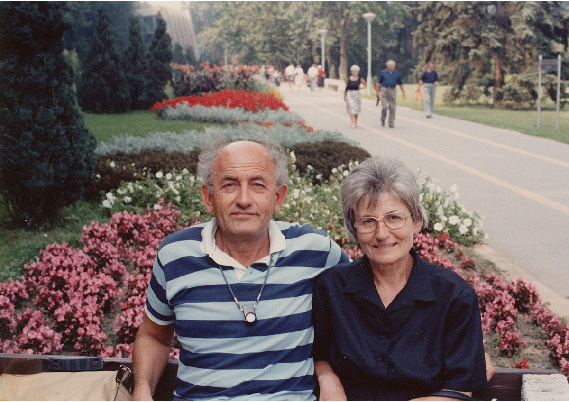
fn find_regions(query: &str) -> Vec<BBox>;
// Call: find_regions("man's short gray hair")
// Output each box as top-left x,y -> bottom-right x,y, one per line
340,156 -> 428,239
386,60 -> 396,67
197,139 -> 289,190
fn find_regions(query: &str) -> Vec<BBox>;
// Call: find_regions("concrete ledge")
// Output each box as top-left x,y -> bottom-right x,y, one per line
522,374 -> 569,400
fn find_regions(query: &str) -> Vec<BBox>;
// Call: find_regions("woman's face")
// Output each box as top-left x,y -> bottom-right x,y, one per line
355,192 -> 422,271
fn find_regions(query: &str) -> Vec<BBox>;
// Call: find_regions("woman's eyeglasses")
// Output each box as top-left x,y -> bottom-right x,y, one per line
355,212 -> 411,233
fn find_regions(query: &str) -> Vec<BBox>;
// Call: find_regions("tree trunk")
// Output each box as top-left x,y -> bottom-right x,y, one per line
337,3 -> 350,80
494,55 -> 503,105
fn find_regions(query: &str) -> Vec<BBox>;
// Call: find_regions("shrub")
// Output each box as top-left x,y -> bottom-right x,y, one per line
85,150 -> 200,199
290,140 -> 371,182
141,13 -> 173,106
157,105 -> 301,125
0,2 -> 97,226
96,123 -> 352,155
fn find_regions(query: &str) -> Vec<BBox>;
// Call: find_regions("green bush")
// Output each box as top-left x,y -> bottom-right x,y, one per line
0,2 -> 96,226
290,140 -> 371,182
85,150 -> 200,199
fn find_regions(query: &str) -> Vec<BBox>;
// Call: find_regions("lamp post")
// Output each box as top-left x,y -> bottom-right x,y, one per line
319,28 -> 328,74
362,12 -> 376,96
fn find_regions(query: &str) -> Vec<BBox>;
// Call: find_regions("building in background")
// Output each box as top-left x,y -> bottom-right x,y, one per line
136,5 -> 200,61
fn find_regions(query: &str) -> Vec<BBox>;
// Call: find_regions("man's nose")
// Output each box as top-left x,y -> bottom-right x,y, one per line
235,185 -> 253,207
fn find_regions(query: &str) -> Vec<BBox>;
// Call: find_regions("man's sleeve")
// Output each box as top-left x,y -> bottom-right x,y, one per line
145,255 -> 175,325
325,237 -> 350,268
440,287 -> 488,392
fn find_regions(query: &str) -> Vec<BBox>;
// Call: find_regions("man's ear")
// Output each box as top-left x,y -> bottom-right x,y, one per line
272,184 -> 288,213
201,184 -> 214,214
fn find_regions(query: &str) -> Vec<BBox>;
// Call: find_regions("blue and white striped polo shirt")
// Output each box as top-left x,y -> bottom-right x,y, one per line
145,219 -> 349,400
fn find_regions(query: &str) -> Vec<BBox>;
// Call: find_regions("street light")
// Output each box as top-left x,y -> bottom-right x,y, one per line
318,28 -> 328,75
362,12 -> 376,96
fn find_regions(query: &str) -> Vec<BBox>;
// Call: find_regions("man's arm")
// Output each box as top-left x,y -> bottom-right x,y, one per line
400,83 -> 406,100
314,360 -> 347,401
132,313 -> 175,400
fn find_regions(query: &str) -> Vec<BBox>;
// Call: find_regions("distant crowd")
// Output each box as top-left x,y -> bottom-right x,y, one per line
259,63 -> 326,92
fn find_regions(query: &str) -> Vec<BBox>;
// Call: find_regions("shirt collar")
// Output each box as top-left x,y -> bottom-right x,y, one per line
199,218 -> 286,267
344,250 -> 436,303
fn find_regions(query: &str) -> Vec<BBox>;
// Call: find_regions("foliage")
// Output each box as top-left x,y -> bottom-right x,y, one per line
290,140 -> 371,182
142,13 -> 173,106
85,151 -> 200,199
95,122 -> 352,155
122,17 -> 149,111
412,2 -> 569,108
0,1 -> 97,226
155,105 -> 301,125
77,9 -> 131,113
152,89 -> 289,113
418,172 -> 486,246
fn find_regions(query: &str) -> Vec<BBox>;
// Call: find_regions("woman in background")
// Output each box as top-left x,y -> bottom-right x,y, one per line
344,65 -> 366,128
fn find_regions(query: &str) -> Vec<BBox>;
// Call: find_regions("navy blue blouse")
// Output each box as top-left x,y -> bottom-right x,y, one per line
313,250 -> 488,400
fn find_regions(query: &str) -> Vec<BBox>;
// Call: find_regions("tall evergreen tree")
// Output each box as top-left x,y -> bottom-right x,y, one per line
123,17 -> 149,111
77,9 -> 131,113
142,13 -> 173,106
0,2 -> 97,225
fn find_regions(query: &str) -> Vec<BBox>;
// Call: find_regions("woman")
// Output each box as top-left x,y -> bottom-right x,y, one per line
344,65 -> 366,128
313,156 -> 488,401
294,64 -> 305,91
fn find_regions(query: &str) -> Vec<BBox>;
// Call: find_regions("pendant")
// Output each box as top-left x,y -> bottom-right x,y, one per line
242,304 -> 257,324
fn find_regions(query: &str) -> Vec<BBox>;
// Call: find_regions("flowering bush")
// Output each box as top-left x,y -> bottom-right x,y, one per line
152,89 -> 288,114
173,62 -> 266,96
418,172 -> 486,246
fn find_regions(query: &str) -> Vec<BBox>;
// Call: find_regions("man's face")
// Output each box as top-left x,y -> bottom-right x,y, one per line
387,63 -> 395,73
201,142 -> 288,243
428,63 -> 435,72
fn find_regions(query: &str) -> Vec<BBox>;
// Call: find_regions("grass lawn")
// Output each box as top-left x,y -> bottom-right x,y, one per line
370,84 -> 569,144
84,110 -> 224,143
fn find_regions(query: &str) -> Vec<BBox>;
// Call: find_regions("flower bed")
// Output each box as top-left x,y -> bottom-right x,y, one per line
151,89 -> 288,114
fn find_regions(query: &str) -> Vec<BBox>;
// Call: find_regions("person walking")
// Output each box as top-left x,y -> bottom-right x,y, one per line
416,62 -> 439,118
294,64 -> 305,91
344,65 -> 366,129
375,60 -> 406,128
285,62 -> 295,91
317,65 -> 325,90
307,64 -> 318,92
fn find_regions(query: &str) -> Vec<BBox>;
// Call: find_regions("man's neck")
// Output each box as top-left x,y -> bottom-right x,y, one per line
215,229 -> 271,268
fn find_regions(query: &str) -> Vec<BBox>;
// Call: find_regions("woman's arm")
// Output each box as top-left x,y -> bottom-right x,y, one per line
314,360 -> 347,401
359,78 -> 367,90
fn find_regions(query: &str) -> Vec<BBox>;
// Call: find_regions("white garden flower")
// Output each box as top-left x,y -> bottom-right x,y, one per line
182,168 -> 189,175
166,173 -> 173,180
153,203 -> 162,210
293,189 -> 300,199
102,200 -> 112,209
290,151 -> 296,162
117,188 -> 126,195
331,168 -> 337,174
109,161 -> 116,168
434,222 -> 444,231
343,170 -> 349,177
463,218 -> 472,228
175,196 -> 181,202
448,215 -> 460,225
123,196 -> 132,204
176,175 -> 182,181
156,171 -> 163,179
306,164 -> 313,170
459,225 -> 468,235
106,192 -> 116,203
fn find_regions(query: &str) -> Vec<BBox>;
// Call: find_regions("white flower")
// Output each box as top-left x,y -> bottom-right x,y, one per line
156,171 -> 163,179
293,189 -> 300,199
343,170 -> 349,177
433,222 -> 444,231
109,161 -> 115,168
284,203 -> 291,209
459,225 -> 468,235
123,196 -> 132,204
316,174 -> 322,180
127,183 -> 134,193
153,203 -> 162,210
448,215 -> 460,225
307,164 -> 313,170
176,175 -> 182,181
182,168 -> 189,175
175,196 -> 181,202
102,200 -> 113,209
117,188 -> 126,195
290,151 -> 296,162
463,218 -> 472,228
331,168 -> 338,174
106,192 -> 116,203
441,215 -> 448,222
166,173 -> 173,180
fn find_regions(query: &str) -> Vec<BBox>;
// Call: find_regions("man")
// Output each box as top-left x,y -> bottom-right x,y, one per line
132,140 -> 349,400
375,60 -> 406,128
307,64 -> 318,92
416,62 -> 439,118
284,62 -> 295,91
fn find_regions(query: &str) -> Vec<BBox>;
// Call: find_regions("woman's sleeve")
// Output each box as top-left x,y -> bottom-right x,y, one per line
440,287 -> 488,392
313,275 -> 332,362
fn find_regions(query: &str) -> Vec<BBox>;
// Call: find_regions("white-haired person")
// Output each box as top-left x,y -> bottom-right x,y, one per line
344,65 -> 366,129
313,155 -> 492,400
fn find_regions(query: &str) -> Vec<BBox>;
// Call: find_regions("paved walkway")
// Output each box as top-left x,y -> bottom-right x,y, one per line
280,87 -> 569,319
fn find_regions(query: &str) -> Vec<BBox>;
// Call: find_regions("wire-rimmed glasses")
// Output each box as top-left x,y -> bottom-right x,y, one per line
354,212 -> 412,233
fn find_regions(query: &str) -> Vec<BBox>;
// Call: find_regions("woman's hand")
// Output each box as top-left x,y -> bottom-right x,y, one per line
314,360 -> 347,401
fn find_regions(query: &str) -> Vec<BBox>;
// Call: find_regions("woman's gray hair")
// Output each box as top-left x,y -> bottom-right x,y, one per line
341,156 -> 428,239
350,65 -> 360,72
197,139 -> 288,190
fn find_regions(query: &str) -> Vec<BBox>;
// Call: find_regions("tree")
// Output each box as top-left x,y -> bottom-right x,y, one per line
77,9 -> 131,113
123,17 -> 149,111
142,13 -> 173,106
413,1 -> 569,108
0,2 -> 97,226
